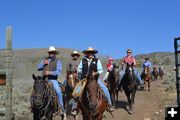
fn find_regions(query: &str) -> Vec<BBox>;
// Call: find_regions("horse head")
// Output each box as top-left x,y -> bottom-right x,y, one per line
66,71 -> 76,88
32,74 -> 47,108
125,63 -> 135,82
86,77 -> 99,113
113,65 -> 120,84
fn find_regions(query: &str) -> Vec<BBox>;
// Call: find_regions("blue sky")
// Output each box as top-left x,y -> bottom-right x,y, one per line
0,0 -> 180,58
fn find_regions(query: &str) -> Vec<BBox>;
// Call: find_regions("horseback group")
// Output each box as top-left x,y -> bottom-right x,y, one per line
30,46 -> 164,120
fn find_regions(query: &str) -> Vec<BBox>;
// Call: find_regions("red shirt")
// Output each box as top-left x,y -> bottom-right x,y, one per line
123,55 -> 135,65
107,63 -> 113,71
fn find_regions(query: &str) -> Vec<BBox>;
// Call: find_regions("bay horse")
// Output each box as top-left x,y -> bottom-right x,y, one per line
121,64 -> 137,114
63,71 -> 79,118
106,65 -> 120,108
141,66 -> 152,91
152,66 -> 159,80
79,76 -> 108,120
30,74 -> 64,120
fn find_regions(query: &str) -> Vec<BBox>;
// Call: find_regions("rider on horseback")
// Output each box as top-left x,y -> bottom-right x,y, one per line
119,49 -> 144,87
71,47 -> 115,115
103,57 -> 115,81
142,57 -> 152,71
37,46 -> 64,114
63,51 -> 81,86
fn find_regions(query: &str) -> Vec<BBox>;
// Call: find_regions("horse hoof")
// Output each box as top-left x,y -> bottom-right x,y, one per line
128,109 -> 133,114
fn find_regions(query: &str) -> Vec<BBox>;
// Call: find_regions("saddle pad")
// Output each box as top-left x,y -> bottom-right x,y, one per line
72,78 -> 87,98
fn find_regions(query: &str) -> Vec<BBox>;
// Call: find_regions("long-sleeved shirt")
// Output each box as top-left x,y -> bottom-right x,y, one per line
142,61 -> 152,69
37,58 -> 62,76
77,57 -> 103,75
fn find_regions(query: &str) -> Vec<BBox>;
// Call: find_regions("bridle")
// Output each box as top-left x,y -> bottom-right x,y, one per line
32,80 -> 53,116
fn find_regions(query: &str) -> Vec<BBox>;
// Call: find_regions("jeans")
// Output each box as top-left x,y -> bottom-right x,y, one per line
98,79 -> 112,105
119,68 -> 144,85
103,71 -> 109,81
48,80 -> 64,112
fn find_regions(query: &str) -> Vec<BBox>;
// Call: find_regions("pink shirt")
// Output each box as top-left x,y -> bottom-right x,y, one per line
123,56 -> 135,65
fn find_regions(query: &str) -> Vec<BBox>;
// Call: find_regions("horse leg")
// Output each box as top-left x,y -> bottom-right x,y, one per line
129,89 -> 136,114
97,113 -> 103,120
131,89 -> 136,105
33,111 -> 40,120
111,92 -> 115,108
46,112 -> 53,120
148,81 -> 150,91
115,89 -> 118,103
124,90 -> 132,114
144,81 -> 146,91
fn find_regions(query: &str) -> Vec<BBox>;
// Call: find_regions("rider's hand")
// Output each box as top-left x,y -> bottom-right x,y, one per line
45,71 -> 51,75
44,60 -> 49,65
92,71 -> 98,77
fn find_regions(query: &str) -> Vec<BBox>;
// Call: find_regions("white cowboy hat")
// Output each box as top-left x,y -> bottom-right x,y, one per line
71,51 -> 80,57
83,47 -> 98,54
48,46 -> 59,54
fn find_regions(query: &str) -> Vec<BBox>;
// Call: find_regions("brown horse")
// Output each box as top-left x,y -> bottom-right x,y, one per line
79,77 -> 108,120
141,67 -> 152,91
63,71 -> 79,118
152,67 -> 159,80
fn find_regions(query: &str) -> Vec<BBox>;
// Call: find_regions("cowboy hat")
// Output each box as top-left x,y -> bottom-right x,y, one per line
127,49 -> 132,53
48,46 -> 59,54
83,47 -> 98,54
144,57 -> 149,60
71,51 -> 80,57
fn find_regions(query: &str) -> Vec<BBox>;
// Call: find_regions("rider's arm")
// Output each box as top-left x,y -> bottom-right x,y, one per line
149,62 -> 152,68
49,61 -> 62,76
133,58 -> 137,66
77,60 -> 83,74
37,60 -> 45,71
97,60 -> 103,75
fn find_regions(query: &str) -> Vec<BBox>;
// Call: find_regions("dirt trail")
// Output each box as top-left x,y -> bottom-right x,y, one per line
61,79 -> 173,120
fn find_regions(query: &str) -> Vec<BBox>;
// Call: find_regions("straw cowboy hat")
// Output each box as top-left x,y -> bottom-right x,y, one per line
83,47 -> 98,54
48,46 -> 59,54
71,51 -> 80,57
127,49 -> 132,53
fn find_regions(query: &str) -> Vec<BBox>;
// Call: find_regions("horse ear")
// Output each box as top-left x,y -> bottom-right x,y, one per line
32,74 -> 37,80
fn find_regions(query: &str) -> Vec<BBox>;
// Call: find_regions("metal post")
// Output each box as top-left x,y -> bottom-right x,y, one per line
5,26 -> 13,120
174,37 -> 180,105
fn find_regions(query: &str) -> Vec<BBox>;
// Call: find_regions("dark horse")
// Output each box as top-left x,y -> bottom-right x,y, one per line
79,76 -> 108,120
63,71 -> 79,119
141,66 -> 152,91
30,74 -> 64,120
152,66 -> 159,80
121,64 -> 137,114
106,65 -> 120,108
